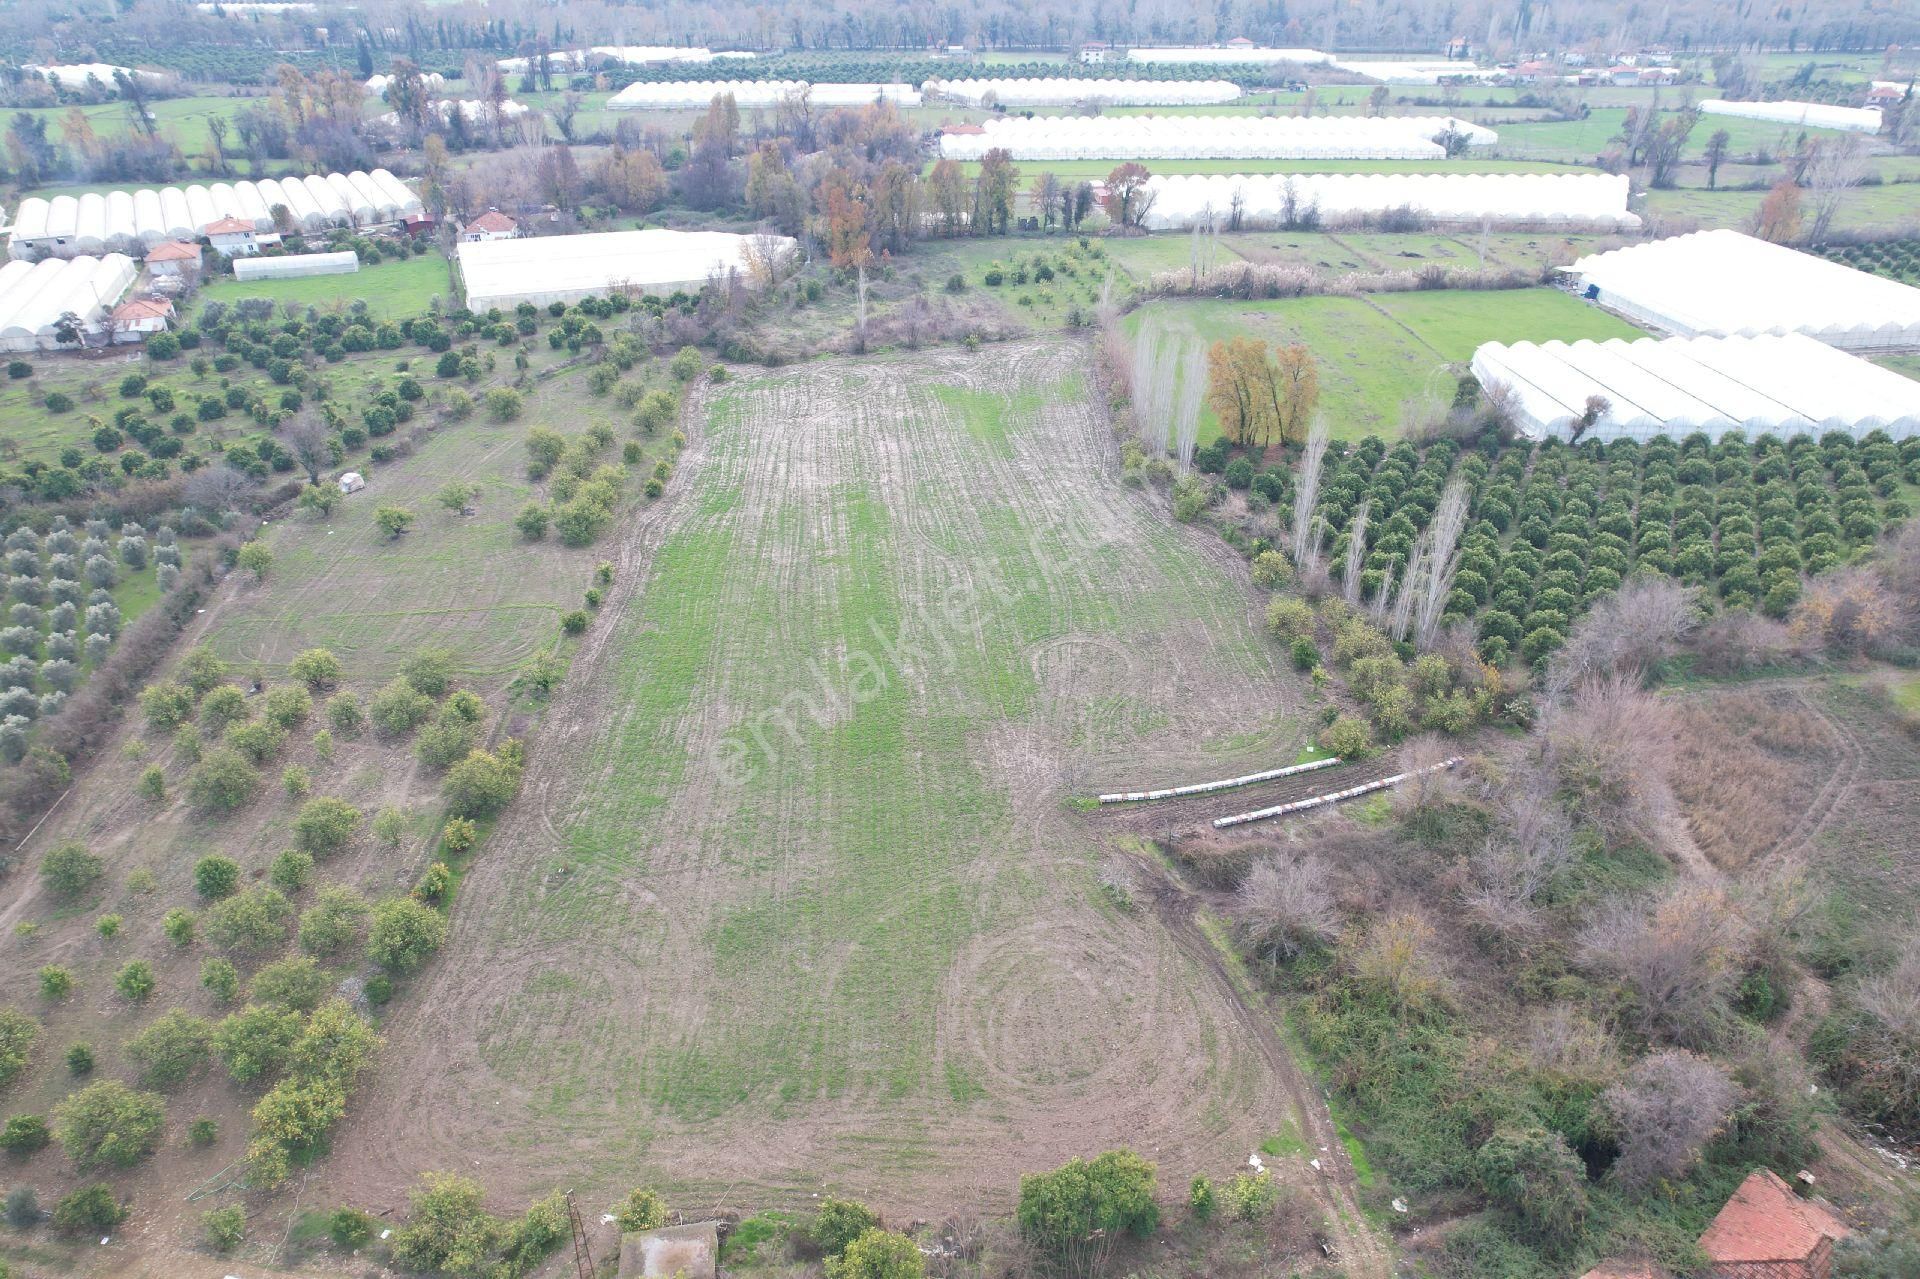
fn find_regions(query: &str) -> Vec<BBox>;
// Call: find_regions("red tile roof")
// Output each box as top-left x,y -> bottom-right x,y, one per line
204,216 -> 257,236
465,210 -> 517,233
1699,1170 -> 1849,1269
145,240 -> 198,262
112,297 -> 174,321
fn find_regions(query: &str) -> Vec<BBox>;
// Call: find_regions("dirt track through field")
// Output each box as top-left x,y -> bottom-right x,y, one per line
320,339 -> 1387,1249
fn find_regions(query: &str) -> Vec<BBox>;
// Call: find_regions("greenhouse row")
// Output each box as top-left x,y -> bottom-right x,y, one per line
366,71 -> 447,97
0,255 -> 138,352
937,115 -> 1496,161
1327,58 -> 1496,83
924,77 -> 1243,106
1698,98 -> 1883,133
457,229 -> 795,309
19,62 -> 163,88
1139,172 -> 1637,231
497,46 -> 755,73
8,171 -> 422,260
1570,230 -> 1920,350
1470,334 -> 1920,441
232,251 -> 360,281
607,80 -> 920,109
1126,47 -> 1331,65
378,99 -> 533,126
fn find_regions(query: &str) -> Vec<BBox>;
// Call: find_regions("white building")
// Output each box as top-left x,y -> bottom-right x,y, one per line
233,250 -> 357,281
457,229 -> 795,309
143,240 -> 200,277
460,210 -> 520,242
205,216 -> 278,257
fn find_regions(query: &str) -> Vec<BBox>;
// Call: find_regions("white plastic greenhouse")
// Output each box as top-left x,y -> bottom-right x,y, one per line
20,63 -> 162,89
1126,47 -> 1331,65
497,46 -> 750,73
925,77 -> 1242,106
1699,99 -> 1883,133
1140,172 -> 1636,230
234,251 -> 359,281
937,114 -> 1494,161
366,71 -> 446,98
1328,59 -> 1495,83
1470,334 -> 1920,441
0,254 -> 137,351
8,171 -> 422,260
607,80 -> 919,109
458,229 -> 795,308
1569,230 -> 1920,351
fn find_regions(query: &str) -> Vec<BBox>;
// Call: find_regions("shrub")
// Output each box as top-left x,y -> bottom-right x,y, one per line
826,1228 -> 925,1279
163,908 -> 195,945
193,855 -> 242,900
443,747 -> 522,818
43,392 -> 72,414
204,1204 -> 245,1252
200,957 -> 240,1004
188,1117 -> 218,1147
1220,1169 -> 1277,1222
54,1080 -> 165,1169
815,1198 -> 880,1255
252,956 -> 329,1013
288,648 -> 342,690
270,849 -> 315,894
330,1206 -> 376,1248
0,1114 -> 48,1155
95,913 -> 121,941
137,764 -> 166,802
1319,714 -> 1374,759
262,685 -> 311,728
126,1009 -> 213,1089
374,505 -> 415,539
369,679 -> 433,736
187,747 -> 261,813
39,842 -> 102,899
616,1187 -> 670,1232
114,960 -> 155,1001
1016,1151 -> 1158,1275
484,388 -> 523,422
326,691 -> 364,734
293,796 -> 362,858
212,1004 -> 302,1083
391,1173 -> 497,1272
441,817 -> 478,854
1187,1175 -> 1216,1222
202,886 -> 292,955
514,503 -> 550,540
560,609 -> 588,635
0,1011 -> 37,1092
38,965 -> 73,999
367,897 -> 448,972
51,1184 -> 125,1234
65,1043 -> 93,1074
138,680 -> 194,730
1265,596 -> 1314,642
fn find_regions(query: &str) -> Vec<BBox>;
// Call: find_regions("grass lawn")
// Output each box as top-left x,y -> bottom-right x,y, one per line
1644,181 -> 1920,233
1125,286 -> 1642,442
1879,355 -> 1920,384
197,252 -> 456,320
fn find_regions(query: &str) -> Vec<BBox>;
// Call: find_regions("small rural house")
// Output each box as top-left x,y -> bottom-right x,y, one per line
109,297 -> 174,342
1079,41 -> 1110,64
338,471 -> 365,494
143,240 -> 200,278
460,210 -> 519,242
205,216 -> 280,257
1697,1169 -> 1850,1279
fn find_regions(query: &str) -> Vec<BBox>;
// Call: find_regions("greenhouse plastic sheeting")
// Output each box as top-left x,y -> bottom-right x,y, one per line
7,171 -> 421,259
1328,59 -> 1496,83
458,229 -> 796,309
1140,172 -> 1635,230
1126,47 -> 1331,65
234,251 -> 359,281
1699,99 -> 1883,133
0,254 -> 136,351
1470,334 -> 1920,441
1570,230 -> 1920,350
608,80 -> 918,109
925,77 -> 1242,106
937,114 -> 1493,161
497,46 -> 752,73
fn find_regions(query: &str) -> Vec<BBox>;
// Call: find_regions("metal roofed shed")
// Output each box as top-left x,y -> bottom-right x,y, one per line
457,230 -> 796,309
1569,230 -> 1920,351
233,251 -> 359,281
1469,333 -> 1920,441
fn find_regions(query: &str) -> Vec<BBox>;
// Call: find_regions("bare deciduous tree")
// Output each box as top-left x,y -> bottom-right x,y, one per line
1803,134 -> 1868,244
1289,415 -> 1329,574
183,465 -> 254,514
1342,499 -> 1370,606
1541,675 -> 1677,840
279,416 -> 333,486
1603,1049 -> 1736,1192
1549,576 -> 1699,697
1578,883 -> 1744,1047
1235,854 -> 1339,966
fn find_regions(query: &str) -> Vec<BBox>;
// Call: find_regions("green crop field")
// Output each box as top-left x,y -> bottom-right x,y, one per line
1645,181 -> 1920,233
342,340 -> 1317,1212
199,253 -> 456,319
1125,286 -> 1642,442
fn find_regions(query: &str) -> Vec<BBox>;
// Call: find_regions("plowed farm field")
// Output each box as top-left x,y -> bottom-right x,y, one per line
326,339 -> 1325,1217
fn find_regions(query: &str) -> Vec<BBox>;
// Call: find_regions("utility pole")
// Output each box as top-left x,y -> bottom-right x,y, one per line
565,1189 -> 595,1279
